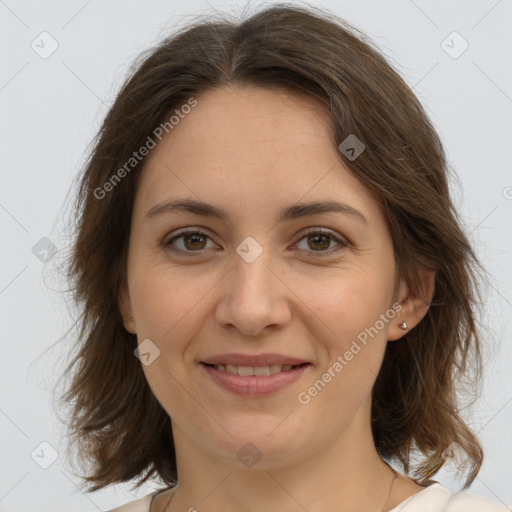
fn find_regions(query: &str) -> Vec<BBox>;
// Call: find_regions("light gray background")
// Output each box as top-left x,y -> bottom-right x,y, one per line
1,0 -> 511,510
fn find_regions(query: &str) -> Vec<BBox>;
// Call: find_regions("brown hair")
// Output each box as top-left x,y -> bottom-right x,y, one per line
55,2 -> 486,493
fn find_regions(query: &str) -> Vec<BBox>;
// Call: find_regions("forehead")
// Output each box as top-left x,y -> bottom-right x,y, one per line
187,84 -> 333,138
133,85 -> 382,227
148,84 -> 335,167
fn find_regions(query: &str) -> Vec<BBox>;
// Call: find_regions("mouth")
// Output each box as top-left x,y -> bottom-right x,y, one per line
202,362 -> 308,375
199,360 -> 312,397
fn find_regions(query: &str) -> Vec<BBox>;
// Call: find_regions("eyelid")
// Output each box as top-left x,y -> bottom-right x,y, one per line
295,227 -> 348,257
162,227 -> 217,257
162,226 -> 349,257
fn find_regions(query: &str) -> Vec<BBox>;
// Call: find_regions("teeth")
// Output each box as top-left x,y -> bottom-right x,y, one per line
253,366 -> 270,376
237,365 -> 253,376
213,364 -> 296,375
269,364 -> 282,374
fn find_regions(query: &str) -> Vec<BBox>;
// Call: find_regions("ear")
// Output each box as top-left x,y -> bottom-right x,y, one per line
387,268 -> 435,341
118,283 -> 137,334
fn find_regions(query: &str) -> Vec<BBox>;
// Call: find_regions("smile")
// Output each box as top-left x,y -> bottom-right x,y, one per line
200,362 -> 311,397
210,363 -> 297,375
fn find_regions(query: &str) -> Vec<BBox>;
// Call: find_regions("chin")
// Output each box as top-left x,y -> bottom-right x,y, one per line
201,416 -> 311,468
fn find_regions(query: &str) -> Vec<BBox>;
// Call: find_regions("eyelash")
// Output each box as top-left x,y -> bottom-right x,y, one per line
163,228 -> 348,258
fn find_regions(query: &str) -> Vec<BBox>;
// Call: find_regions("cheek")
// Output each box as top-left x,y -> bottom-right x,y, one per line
129,261 -> 226,396
301,267 -> 395,344
131,261 -> 214,337
130,265 -> 211,417
298,268 -> 396,400
296,278 -> 394,418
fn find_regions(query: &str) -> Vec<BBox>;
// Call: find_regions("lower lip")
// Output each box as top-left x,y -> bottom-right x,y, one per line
200,363 -> 311,397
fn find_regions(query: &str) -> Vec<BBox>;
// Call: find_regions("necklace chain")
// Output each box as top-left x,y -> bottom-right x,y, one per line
381,467 -> 399,512
162,487 -> 176,512
161,467 -> 397,512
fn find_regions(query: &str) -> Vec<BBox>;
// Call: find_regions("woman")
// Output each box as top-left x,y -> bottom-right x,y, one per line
58,4 -> 509,511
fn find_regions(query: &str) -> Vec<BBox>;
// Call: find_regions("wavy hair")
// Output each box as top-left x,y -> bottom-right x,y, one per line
55,2 -> 485,493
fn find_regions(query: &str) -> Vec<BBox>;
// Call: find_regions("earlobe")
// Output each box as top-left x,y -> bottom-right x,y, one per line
388,269 -> 436,341
118,285 -> 137,334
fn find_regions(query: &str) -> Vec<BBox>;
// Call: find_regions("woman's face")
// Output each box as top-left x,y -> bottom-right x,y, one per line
119,85 -> 411,469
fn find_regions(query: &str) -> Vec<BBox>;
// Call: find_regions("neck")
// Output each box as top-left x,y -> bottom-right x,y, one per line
167,396 -> 396,512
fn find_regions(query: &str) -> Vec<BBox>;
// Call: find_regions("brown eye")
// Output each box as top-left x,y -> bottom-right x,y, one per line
307,234 -> 331,251
294,229 -> 347,257
182,233 -> 207,250
163,227 -> 347,258
164,229 -> 215,256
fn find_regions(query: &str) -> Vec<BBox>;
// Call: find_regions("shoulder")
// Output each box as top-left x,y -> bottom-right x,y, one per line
445,490 -> 510,511
102,485 -> 511,512
392,482 -> 510,511
105,491 -> 159,512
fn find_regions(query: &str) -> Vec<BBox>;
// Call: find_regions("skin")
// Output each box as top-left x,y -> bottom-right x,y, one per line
118,85 -> 435,512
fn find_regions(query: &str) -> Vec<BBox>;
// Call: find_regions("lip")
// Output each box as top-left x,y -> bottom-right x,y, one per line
201,352 -> 310,367
200,362 -> 312,398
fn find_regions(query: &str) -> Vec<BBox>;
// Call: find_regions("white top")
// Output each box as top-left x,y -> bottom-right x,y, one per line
106,483 -> 511,511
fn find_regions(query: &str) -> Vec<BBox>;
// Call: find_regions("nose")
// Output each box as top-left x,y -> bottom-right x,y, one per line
214,246 -> 292,337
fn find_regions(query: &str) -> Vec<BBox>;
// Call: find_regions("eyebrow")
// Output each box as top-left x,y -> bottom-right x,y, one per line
144,197 -> 368,227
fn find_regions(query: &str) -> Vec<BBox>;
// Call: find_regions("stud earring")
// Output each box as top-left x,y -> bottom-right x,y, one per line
399,322 -> 408,330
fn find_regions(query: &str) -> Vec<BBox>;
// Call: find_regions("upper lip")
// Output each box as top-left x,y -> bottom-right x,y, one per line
201,353 -> 310,367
